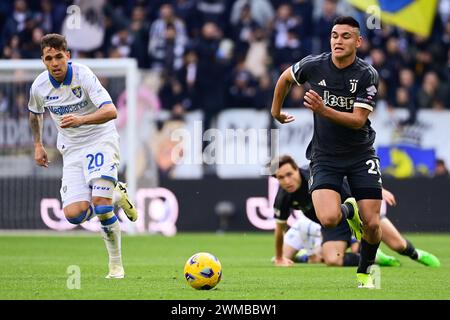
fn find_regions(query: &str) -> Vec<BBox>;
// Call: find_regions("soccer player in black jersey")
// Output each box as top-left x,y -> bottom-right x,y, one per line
271,16 -> 384,288
270,155 -> 363,268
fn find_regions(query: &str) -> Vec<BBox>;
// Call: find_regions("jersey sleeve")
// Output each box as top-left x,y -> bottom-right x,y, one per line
273,189 -> 291,223
354,66 -> 379,112
28,84 -> 44,114
82,66 -> 113,108
290,55 -> 314,86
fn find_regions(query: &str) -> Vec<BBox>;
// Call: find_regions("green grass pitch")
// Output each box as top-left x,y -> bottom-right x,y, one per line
0,232 -> 449,300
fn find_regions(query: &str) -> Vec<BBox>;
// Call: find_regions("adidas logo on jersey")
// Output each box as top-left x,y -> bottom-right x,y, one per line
318,80 -> 327,86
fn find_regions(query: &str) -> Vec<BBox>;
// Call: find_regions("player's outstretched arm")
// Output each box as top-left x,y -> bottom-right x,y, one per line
271,67 -> 296,124
29,112 -> 49,167
60,103 -> 118,128
274,222 -> 293,267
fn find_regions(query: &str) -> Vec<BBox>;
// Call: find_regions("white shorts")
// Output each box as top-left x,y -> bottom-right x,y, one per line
59,134 -> 120,207
284,214 -> 322,256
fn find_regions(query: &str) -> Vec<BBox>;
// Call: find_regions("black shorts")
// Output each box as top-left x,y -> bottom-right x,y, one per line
308,150 -> 382,201
321,218 -> 352,245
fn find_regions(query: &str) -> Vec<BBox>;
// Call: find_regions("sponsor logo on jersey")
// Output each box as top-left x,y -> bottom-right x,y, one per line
48,100 -> 88,115
92,185 -> 111,191
318,79 -> 327,86
323,91 -> 354,110
45,95 -> 59,101
71,86 -> 82,98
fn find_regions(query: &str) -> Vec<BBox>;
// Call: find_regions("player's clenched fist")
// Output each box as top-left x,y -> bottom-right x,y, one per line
34,144 -> 50,167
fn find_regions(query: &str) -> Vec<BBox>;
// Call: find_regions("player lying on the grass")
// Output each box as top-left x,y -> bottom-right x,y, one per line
28,34 -> 138,279
270,155 -> 440,268
282,205 -> 440,268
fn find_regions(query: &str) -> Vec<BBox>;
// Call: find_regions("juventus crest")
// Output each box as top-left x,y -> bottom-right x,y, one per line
349,79 -> 358,93
71,86 -> 82,98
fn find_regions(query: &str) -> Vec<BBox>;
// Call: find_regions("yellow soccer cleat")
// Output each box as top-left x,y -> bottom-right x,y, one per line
344,197 -> 363,241
357,273 -> 375,289
115,182 -> 138,222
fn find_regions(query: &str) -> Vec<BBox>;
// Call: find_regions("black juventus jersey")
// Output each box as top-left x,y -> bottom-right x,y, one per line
291,52 -> 379,159
273,167 -> 352,223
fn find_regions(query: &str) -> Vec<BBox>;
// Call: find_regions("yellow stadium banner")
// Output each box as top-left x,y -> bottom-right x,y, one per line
347,0 -> 438,37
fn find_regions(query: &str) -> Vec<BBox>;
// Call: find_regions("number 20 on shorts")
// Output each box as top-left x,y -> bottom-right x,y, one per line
86,152 -> 104,170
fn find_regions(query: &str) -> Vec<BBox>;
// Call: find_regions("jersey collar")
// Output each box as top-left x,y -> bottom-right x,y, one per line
49,62 -> 73,88
329,54 -> 357,71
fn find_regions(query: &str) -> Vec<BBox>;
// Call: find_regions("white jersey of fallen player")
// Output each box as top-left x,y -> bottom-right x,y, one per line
284,213 -> 322,256
28,61 -> 117,148
285,200 -> 388,255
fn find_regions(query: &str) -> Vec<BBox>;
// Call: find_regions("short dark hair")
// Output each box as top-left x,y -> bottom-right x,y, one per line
269,155 -> 299,177
333,16 -> 360,29
41,33 -> 68,55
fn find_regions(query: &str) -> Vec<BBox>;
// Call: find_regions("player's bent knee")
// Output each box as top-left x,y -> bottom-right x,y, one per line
64,202 -> 92,225
66,214 -> 86,225
321,217 -> 340,229
92,196 -> 113,206
363,220 -> 380,233
324,255 -> 343,266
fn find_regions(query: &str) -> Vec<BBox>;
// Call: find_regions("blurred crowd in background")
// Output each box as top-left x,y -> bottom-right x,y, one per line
2,0 -> 450,124
1,0 -> 450,181
1,0 -> 450,121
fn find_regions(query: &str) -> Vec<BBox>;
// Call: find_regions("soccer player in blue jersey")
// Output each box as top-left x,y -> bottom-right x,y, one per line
29,34 -> 138,278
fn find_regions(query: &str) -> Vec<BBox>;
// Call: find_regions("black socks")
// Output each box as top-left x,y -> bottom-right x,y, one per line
343,252 -> 360,266
357,239 -> 380,273
341,202 -> 354,220
399,239 -> 419,260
